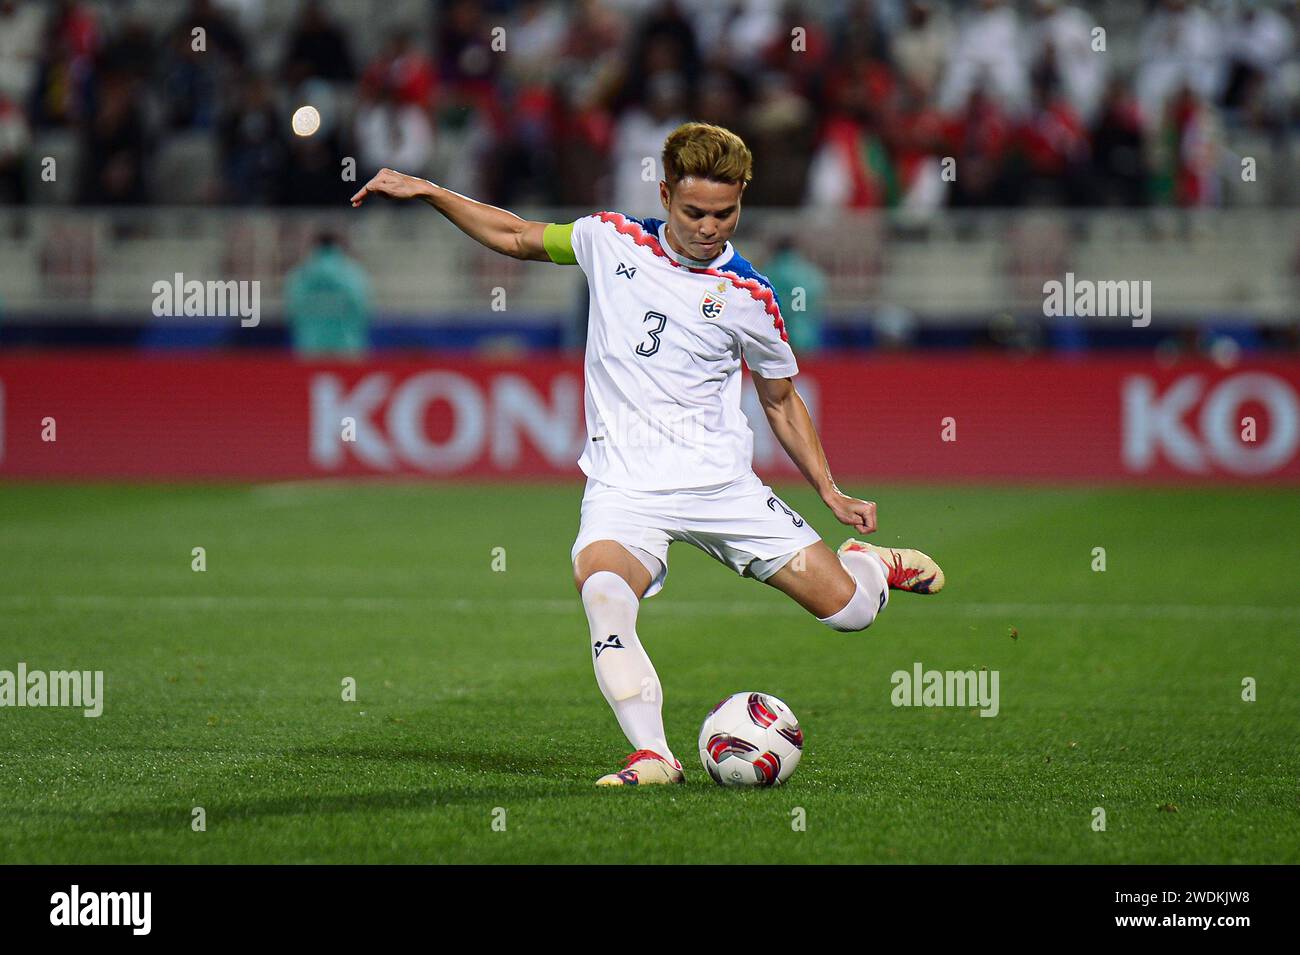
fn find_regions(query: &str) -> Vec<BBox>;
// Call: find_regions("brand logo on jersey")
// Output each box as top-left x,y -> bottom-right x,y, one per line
700,290 -> 727,320
593,634 -> 625,658
615,263 -> 637,280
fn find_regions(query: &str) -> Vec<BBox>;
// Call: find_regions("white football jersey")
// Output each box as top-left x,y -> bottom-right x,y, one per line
546,212 -> 798,491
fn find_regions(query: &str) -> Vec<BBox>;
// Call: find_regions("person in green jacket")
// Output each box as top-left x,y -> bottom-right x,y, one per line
284,232 -> 372,356
763,235 -> 827,354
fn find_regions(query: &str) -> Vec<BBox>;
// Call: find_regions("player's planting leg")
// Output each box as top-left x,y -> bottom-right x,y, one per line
578,568 -> 684,786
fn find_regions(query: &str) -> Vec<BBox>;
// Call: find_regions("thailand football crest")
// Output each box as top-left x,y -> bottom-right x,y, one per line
700,283 -> 727,320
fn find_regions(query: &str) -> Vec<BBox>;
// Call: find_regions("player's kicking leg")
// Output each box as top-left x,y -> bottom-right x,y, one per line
838,539 -> 944,595
763,538 -> 944,631
573,540 -> 685,786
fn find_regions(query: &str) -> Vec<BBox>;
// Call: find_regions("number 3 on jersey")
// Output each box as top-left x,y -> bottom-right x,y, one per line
636,310 -> 668,357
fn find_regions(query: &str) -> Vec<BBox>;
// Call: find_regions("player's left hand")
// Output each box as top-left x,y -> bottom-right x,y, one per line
825,491 -> 876,535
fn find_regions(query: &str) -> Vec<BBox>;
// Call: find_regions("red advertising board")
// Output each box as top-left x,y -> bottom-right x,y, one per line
1,354 -> 1297,482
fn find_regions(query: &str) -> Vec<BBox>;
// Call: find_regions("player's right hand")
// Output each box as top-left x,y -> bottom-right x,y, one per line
350,168 -> 427,207
825,490 -> 877,535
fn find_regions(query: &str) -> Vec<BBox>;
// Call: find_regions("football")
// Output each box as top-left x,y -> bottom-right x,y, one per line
698,691 -> 804,786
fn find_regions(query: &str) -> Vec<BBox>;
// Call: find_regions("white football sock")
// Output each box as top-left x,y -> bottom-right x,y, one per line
836,550 -> 890,615
580,571 -> 676,765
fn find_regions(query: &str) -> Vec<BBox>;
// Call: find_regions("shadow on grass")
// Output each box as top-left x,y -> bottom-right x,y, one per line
5,740 -> 612,833
12,782 -> 573,834
287,742 -> 565,776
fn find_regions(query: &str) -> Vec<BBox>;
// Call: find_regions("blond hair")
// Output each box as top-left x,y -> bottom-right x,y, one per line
661,122 -> 753,192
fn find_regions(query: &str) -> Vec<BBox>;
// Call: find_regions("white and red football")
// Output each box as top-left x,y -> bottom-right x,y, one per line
698,691 -> 804,786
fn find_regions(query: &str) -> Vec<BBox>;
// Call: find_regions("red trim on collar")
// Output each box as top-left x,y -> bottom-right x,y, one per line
595,211 -> 788,342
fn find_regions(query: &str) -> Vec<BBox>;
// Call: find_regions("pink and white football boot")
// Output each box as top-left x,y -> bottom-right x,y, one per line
838,539 -> 946,594
595,749 -> 685,786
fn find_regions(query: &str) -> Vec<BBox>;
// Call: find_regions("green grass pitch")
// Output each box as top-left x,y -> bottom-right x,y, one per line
1,481 -> 1296,864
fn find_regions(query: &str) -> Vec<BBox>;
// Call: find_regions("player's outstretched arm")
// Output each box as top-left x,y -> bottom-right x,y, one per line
350,167 -> 553,261
750,372 -> 877,535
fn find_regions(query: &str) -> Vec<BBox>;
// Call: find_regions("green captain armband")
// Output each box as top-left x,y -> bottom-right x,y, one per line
542,221 -> 578,265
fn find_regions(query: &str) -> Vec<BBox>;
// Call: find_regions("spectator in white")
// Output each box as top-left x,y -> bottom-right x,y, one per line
503,0 -> 569,84
938,0 -> 1030,116
690,0 -> 782,70
1135,0 -> 1224,130
1027,0 -> 1106,125
0,0 -> 46,104
611,72 -> 687,217
355,81 -> 435,179
893,1 -> 954,100
1220,0 -> 1295,113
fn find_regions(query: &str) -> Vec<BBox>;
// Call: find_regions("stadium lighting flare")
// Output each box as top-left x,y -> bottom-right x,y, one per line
291,105 -> 321,137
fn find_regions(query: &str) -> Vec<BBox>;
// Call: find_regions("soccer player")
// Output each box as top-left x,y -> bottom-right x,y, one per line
351,122 -> 945,786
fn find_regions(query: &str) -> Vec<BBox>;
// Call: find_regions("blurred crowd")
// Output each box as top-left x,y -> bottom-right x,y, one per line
0,0 -> 1296,210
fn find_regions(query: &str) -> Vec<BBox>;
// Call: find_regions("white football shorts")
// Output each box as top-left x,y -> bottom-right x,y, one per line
570,470 -> 823,598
